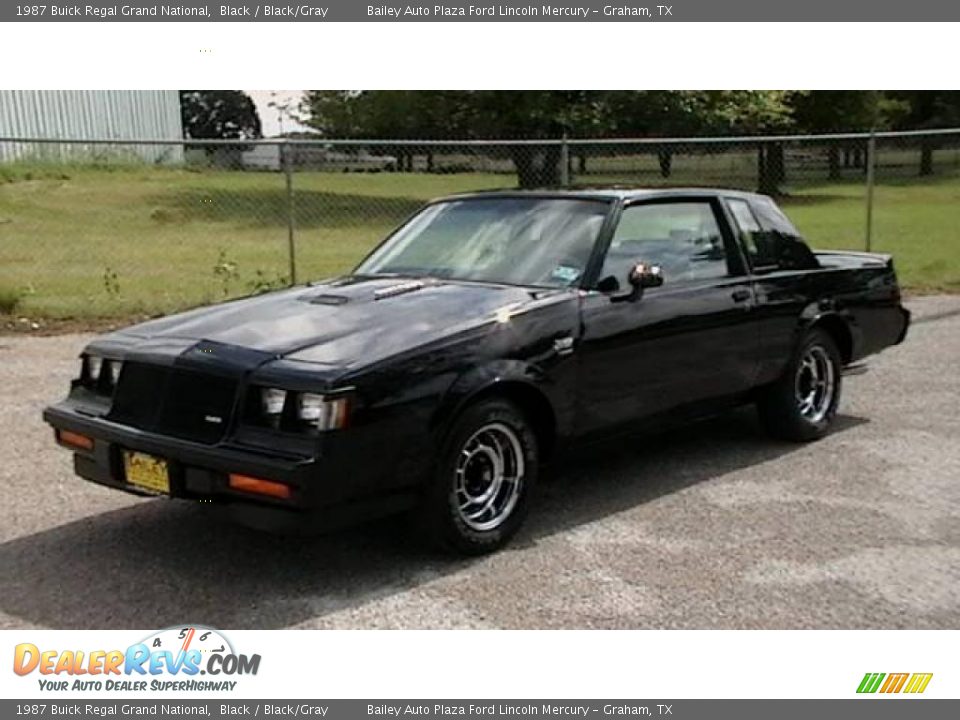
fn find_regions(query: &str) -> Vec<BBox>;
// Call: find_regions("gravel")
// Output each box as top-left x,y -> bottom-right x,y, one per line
1,295 -> 958,629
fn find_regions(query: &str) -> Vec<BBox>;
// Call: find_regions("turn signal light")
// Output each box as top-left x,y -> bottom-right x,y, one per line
56,429 -> 94,451
228,473 -> 291,500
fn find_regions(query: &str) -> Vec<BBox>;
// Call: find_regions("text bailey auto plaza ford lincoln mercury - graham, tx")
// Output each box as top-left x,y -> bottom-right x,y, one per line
44,188 -> 910,554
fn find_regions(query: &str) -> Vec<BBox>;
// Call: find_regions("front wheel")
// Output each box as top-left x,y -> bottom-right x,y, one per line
419,399 -> 538,555
758,329 -> 843,442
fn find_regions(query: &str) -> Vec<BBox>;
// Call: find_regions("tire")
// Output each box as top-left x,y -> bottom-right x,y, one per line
419,398 -> 538,555
758,328 -> 843,442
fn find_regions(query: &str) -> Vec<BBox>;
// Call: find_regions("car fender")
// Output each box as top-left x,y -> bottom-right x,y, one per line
431,359 -> 566,444
795,300 -> 859,364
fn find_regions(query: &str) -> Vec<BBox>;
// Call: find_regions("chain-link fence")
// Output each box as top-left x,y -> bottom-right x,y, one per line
1,129 -> 958,319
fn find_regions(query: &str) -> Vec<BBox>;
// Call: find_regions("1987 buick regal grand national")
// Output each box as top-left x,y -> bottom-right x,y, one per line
44,189 -> 910,554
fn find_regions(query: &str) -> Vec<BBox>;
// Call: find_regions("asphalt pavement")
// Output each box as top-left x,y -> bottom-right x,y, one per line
1,296 -> 958,629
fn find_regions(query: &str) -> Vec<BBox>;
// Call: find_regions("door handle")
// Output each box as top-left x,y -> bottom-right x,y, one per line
731,289 -> 751,303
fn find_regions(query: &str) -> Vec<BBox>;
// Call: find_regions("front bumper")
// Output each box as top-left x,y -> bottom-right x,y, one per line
42,402 -> 410,533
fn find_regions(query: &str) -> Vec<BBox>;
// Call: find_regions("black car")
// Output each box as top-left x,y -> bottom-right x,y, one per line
44,188 -> 910,554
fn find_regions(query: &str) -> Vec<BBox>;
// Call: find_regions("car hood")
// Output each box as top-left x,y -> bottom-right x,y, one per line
111,276 -> 564,369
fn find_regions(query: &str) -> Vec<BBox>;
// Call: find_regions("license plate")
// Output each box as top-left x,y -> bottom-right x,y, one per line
123,451 -> 170,495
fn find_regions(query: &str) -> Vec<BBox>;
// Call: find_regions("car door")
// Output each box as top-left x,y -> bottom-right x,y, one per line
575,197 -> 760,435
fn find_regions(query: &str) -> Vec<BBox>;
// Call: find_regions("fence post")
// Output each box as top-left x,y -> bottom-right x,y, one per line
283,141 -> 297,284
864,131 -> 876,253
560,134 -> 570,187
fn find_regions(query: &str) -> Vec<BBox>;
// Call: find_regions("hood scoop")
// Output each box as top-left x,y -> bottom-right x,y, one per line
305,293 -> 350,306
374,280 -> 427,301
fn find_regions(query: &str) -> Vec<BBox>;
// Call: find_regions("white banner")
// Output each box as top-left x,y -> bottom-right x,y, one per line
2,629 -> 955,700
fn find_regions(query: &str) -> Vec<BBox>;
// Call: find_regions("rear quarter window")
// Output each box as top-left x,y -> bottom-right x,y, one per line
728,196 -> 819,272
751,195 -> 802,236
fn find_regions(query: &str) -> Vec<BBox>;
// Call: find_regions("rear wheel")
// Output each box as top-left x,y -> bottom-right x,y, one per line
758,329 -> 842,442
419,399 -> 538,555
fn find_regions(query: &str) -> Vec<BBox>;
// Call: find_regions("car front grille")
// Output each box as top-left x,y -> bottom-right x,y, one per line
109,362 -> 238,445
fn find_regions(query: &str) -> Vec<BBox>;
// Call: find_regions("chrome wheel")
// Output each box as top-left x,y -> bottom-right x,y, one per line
454,422 -> 525,532
794,344 -> 836,423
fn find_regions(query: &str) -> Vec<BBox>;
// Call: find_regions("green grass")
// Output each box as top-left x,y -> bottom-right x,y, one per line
786,178 -> 960,292
0,163 -> 958,319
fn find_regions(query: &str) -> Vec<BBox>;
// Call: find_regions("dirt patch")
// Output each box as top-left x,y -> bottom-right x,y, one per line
0,314 -> 154,337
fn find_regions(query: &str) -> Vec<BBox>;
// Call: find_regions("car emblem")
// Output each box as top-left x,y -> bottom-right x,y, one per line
204,415 -> 223,424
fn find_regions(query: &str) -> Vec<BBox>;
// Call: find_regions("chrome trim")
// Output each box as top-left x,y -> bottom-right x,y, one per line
454,422 -> 525,532
795,345 -> 836,423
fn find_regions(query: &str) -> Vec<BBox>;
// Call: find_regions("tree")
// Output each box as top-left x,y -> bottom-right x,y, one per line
299,90 -> 467,138
180,90 -> 262,140
791,91 -> 906,133
790,91 -> 908,179
297,90 -> 801,188
887,91 -> 960,175
299,90 -> 472,171
710,91 -> 796,195
603,91 -> 795,193
464,91 -> 606,186
301,90 -> 604,186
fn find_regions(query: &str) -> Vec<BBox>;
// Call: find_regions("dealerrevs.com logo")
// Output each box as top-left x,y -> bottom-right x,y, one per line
857,673 -> 933,694
13,626 -> 261,692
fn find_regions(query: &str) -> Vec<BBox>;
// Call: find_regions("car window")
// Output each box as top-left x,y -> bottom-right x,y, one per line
726,198 -> 768,266
728,197 -> 819,272
356,197 -> 609,288
751,195 -> 802,236
600,201 -> 729,287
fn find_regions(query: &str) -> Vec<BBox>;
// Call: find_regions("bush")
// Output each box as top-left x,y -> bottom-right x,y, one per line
0,286 -> 23,315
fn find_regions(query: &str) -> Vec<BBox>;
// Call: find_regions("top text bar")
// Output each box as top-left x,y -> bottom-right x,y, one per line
3,1 -> 959,22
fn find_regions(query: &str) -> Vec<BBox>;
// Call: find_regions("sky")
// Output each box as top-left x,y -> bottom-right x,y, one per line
246,90 -> 310,137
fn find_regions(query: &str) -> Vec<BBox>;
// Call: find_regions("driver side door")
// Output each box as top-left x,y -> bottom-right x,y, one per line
575,197 -> 760,435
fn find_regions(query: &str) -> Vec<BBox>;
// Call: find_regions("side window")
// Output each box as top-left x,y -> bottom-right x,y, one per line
600,201 -> 729,287
751,195 -> 802,236
727,197 -> 819,272
726,198 -> 770,268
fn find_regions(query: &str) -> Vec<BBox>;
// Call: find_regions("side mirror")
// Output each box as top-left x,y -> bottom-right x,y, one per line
629,262 -> 664,290
606,262 -> 663,303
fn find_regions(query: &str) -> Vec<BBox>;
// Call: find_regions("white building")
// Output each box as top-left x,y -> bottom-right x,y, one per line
0,90 -> 183,163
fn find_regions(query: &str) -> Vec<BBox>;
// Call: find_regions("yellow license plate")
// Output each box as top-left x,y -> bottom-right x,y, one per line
123,451 -> 170,495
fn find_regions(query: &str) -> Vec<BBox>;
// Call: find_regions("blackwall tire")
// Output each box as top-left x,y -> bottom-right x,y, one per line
420,399 -> 538,555
758,328 -> 843,442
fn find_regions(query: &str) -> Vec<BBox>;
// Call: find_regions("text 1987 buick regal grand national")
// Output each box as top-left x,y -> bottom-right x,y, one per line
44,189 -> 910,554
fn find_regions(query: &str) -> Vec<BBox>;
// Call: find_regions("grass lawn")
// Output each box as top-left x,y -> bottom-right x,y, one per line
0,164 -> 958,319
786,178 -> 960,293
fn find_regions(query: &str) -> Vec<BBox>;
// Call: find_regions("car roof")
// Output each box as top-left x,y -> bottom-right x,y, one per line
435,186 -> 766,203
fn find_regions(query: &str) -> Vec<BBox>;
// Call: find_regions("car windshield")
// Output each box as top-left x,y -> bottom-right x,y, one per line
355,197 -> 610,288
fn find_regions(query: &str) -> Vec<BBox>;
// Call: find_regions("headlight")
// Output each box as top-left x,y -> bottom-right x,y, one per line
105,359 -> 123,386
82,354 -> 122,395
296,393 -> 325,423
86,354 -> 103,382
261,387 -> 287,416
252,387 -> 350,432
296,393 -> 350,430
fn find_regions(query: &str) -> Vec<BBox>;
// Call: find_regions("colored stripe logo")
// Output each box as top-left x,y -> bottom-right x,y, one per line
857,673 -> 933,694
